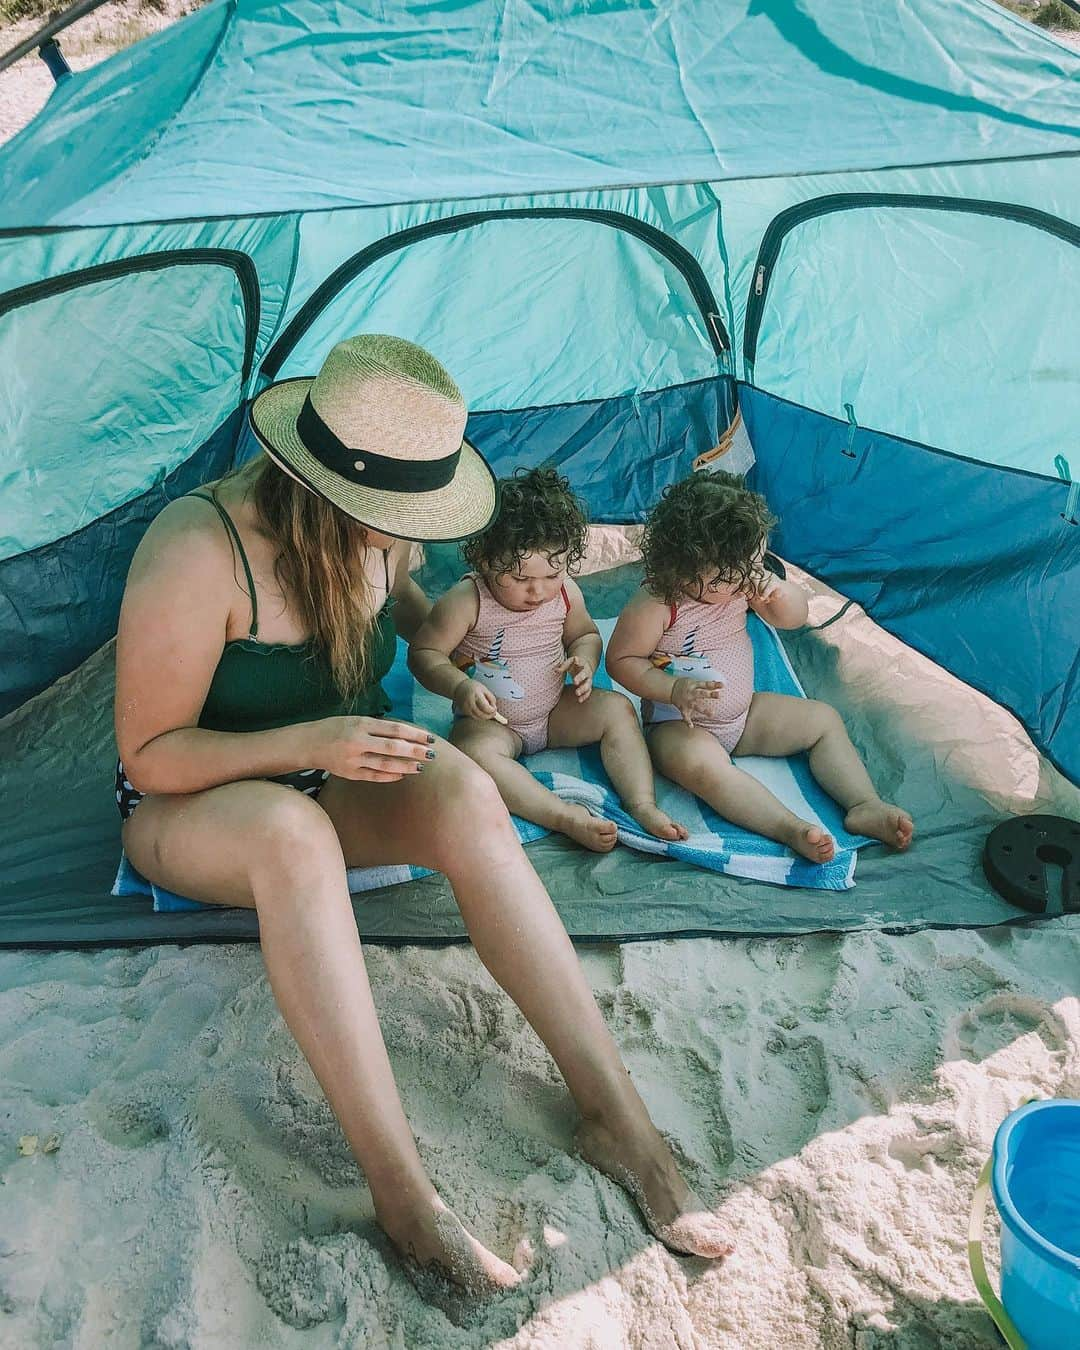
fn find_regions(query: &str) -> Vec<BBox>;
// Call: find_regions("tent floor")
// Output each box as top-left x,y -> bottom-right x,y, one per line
2,552 -> 1077,948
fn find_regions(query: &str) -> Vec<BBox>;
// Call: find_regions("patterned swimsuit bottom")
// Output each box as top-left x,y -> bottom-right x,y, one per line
115,765 -> 328,821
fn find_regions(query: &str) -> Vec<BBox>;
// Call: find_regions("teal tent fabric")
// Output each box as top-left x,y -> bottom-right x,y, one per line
0,1 -> 1077,946
1,0 -> 1079,227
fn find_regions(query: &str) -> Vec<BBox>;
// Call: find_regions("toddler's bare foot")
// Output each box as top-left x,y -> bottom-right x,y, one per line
385,1195 -> 522,1296
561,805 -> 619,852
845,799 -> 914,850
626,800 -> 689,842
784,821 -> 835,864
575,1116 -> 734,1259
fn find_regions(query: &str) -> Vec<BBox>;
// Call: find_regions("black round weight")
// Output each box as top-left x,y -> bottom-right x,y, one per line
982,814 -> 1080,915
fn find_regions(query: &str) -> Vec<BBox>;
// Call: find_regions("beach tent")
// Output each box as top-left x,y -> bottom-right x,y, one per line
1,0 -> 1078,947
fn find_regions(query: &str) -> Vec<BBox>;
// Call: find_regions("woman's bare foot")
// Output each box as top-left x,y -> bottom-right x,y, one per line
845,799 -> 914,850
574,1115 -> 734,1259
384,1195 -> 523,1296
783,820 -> 836,864
560,804 -> 619,852
626,799 -> 689,842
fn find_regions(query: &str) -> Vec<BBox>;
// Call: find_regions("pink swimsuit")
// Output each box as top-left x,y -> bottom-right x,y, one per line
642,588 -> 755,752
453,574 -> 570,755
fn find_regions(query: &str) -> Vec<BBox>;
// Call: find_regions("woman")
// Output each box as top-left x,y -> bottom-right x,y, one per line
115,335 -> 731,1293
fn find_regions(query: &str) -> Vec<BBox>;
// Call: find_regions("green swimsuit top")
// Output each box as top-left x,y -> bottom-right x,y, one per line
190,491 -> 396,733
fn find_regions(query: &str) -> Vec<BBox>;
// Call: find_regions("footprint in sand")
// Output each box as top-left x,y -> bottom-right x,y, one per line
88,1086 -> 171,1148
608,987 -> 735,1178
947,992 -> 1068,1067
739,1033 -> 831,1173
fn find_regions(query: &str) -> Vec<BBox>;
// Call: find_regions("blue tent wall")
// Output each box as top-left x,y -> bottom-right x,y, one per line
0,1 -> 1078,781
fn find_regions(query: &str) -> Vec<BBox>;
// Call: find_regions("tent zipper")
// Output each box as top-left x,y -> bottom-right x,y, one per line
743,193 -> 1080,370
260,207 -> 728,381
0,249 -> 261,383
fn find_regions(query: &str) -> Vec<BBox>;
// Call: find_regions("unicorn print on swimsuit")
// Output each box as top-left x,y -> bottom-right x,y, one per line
652,626 -> 725,686
464,627 -> 525,701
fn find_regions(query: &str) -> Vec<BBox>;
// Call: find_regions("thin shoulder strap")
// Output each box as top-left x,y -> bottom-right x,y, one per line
382,548 -> 392,595
667,602 -> 678,630
560,583 -> 571,615
190,491 -> 259,638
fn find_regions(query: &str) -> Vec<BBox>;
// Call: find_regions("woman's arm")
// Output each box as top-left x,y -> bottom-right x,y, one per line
387,540 -> 431,642
115,501 -> 313,793
116,502 -> 428,794
406,581 -> 480,703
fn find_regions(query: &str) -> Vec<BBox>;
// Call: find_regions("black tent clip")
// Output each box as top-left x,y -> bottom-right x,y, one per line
983,815 -> 1080,914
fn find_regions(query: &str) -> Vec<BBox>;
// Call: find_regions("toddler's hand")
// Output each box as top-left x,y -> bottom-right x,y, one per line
453,678 -> 502,721
753,570 -> 781,605
671,675 -> 724,729
557,653 -> 594,702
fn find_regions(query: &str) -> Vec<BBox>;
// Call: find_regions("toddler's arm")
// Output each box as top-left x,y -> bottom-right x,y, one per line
606,593 -> 682,703
746,569 -> 808,629
558,577 -> 602,701
407,580 -> 482,704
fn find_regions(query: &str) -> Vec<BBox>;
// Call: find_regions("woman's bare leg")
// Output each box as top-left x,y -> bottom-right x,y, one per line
450,717 -> 618,852
649,719 -> 836,863
319,740 -> 733,1258
547,688 -> 687,841
122,781 -> 521,1292
735,694 -> 913,849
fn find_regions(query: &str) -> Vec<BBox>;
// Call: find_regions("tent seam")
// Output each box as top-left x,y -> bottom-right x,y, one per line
2,149 -> 1080,238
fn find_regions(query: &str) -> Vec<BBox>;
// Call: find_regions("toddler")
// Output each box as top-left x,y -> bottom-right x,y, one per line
606,472 -> 913,863
409,468 -> 686,852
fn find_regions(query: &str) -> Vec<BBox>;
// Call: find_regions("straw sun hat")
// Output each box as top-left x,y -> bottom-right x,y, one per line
249,334 -> 497,541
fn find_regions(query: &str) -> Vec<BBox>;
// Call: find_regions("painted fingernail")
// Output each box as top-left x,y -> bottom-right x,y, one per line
426,734 -> 436,743
416,762 -> 424,772
426,749 -> 437,759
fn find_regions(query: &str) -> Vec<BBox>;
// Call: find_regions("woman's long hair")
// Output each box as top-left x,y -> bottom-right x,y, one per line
226,453 -> 378,699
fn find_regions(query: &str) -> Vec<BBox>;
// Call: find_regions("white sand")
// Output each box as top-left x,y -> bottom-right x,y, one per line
2,911 -> 1078,1346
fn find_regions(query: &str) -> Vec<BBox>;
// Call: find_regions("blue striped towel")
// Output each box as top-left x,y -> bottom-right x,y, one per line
113,615 -> 870,912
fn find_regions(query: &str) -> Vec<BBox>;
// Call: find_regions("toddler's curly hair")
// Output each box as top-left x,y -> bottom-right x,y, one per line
462,466 -> 588,576
642,471 -> 777,604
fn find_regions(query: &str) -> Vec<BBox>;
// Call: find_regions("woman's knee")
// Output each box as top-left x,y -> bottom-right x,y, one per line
423,751 -> 516,863
246,786 -> 344,884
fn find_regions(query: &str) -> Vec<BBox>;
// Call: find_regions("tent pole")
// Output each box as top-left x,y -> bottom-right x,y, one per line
38,37 -> 72,84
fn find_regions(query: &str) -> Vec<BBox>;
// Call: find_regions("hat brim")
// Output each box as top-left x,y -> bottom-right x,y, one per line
249,377 -> 497,542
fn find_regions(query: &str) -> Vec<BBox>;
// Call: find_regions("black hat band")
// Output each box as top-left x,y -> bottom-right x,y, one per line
296,394 -> 462,492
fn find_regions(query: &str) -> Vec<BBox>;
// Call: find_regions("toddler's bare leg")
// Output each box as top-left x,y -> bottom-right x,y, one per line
734,694 -> 913,849
451,717 -> 617,852
649,719 -> 835,863
548,688 -> 687,841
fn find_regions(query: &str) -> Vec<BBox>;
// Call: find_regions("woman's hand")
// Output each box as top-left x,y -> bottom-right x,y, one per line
306,716 -> 435,782
452,679 -> 504,722
671,675 -> 724,729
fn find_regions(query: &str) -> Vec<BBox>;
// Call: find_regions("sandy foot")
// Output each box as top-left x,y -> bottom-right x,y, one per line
574,1119 -> 734,1259
845,799 -> 914,850
389,1195 -> 523,1298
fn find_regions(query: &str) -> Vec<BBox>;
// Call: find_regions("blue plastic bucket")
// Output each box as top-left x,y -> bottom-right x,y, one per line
970,1100 -> 1080,1349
